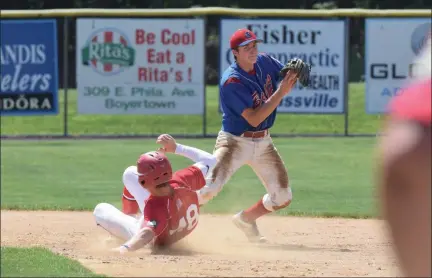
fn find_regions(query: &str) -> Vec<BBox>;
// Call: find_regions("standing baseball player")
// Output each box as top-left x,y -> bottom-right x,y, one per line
198,29 -> 311,242
93,134 -> 217,253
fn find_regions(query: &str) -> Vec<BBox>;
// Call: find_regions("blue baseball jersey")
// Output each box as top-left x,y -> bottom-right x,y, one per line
219,53 -> 284,136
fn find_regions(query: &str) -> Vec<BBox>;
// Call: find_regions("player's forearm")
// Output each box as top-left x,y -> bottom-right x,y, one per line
175,143 -> 217,168
122,227 -> 154,252
247,90 -> 286,127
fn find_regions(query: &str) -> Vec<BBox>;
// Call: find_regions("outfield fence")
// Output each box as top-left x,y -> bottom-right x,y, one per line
1,8 -> 431,139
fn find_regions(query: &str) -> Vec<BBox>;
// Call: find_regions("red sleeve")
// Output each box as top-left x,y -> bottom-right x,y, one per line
389,79 -> 432,126
171,166 -> 206,191
122,186 -> 139,215
142,198 -> 169,237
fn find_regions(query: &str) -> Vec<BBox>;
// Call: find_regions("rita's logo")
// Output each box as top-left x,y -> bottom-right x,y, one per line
81,28 -> 136,76
411,23 -> 431,56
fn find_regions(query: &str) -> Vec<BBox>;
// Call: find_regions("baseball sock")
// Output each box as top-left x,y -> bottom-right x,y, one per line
241,199 -> 271,223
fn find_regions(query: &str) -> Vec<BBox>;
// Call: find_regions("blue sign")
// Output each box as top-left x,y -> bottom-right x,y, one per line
1,19 -> 59,115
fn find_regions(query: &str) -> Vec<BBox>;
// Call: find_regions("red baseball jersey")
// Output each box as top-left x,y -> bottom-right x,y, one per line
389,78 -> 431,126
141,165 -> 206,246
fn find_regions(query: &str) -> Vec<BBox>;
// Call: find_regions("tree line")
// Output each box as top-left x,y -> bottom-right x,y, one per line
2,0 -> 431,9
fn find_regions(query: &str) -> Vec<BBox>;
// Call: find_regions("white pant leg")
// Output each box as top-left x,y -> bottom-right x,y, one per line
93,203 -> 141,241
198,131 -> 252,204
123,166 -> 150,214
247,136 -> 292,212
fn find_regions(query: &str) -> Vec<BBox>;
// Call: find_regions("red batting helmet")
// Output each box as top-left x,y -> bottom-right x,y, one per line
133,151 -> 173,188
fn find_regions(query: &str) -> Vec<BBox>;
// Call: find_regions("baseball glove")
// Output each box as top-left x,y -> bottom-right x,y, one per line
279,58 -> 311,88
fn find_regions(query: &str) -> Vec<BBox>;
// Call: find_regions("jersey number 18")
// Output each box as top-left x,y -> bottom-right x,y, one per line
169,204 -> 199,235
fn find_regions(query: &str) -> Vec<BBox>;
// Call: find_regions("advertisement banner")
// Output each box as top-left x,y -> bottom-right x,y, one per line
365,18 -> 431,114
1,20 -> 59,116
76,19 -> 205,115
219,19 -> 347,114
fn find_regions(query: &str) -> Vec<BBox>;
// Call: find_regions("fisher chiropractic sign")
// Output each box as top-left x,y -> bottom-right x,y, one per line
219,19 -> 347,114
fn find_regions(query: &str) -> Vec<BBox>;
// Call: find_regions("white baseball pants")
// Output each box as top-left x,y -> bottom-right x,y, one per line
93,166 -> 149,241
93,202 -> 144,241
199,130 -> 292,211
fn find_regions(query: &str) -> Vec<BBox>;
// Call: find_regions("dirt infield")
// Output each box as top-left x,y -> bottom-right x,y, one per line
1,210 -> 400,277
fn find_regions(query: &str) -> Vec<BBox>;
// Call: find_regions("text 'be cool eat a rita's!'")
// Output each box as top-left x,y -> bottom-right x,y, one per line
76,19 -> 205,115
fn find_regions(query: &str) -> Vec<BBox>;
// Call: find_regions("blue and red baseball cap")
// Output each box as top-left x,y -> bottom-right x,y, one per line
230,29 -> 263,49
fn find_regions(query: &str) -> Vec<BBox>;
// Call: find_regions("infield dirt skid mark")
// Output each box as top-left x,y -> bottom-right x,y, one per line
1,210 -> 400,277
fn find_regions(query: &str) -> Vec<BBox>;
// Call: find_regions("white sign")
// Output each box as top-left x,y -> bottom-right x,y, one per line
365,18 -> 431,114
219,19 -> 347,114
76,19 -> 205,114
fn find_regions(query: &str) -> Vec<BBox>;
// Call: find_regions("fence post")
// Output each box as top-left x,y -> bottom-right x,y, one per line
202,15 -> 208,138
63,17 -> 69,137
343,17 -> 350,136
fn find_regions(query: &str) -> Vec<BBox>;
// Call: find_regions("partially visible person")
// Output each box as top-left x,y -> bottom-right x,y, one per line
376,36 -> 431,277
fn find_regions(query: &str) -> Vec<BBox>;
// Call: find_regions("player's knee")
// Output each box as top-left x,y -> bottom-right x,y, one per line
262,187 -> 293,212
93,203 -> 106,219
197,179 -> 225,205
277,187 -> 293,206
122,166 -> 138,188
93,203 -> 114,223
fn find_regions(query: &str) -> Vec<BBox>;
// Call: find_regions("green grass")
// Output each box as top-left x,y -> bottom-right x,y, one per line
0,246 -> 105,277
0,83 -> 383,136
1,137 -> 379,218
1,82 -> 383,218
